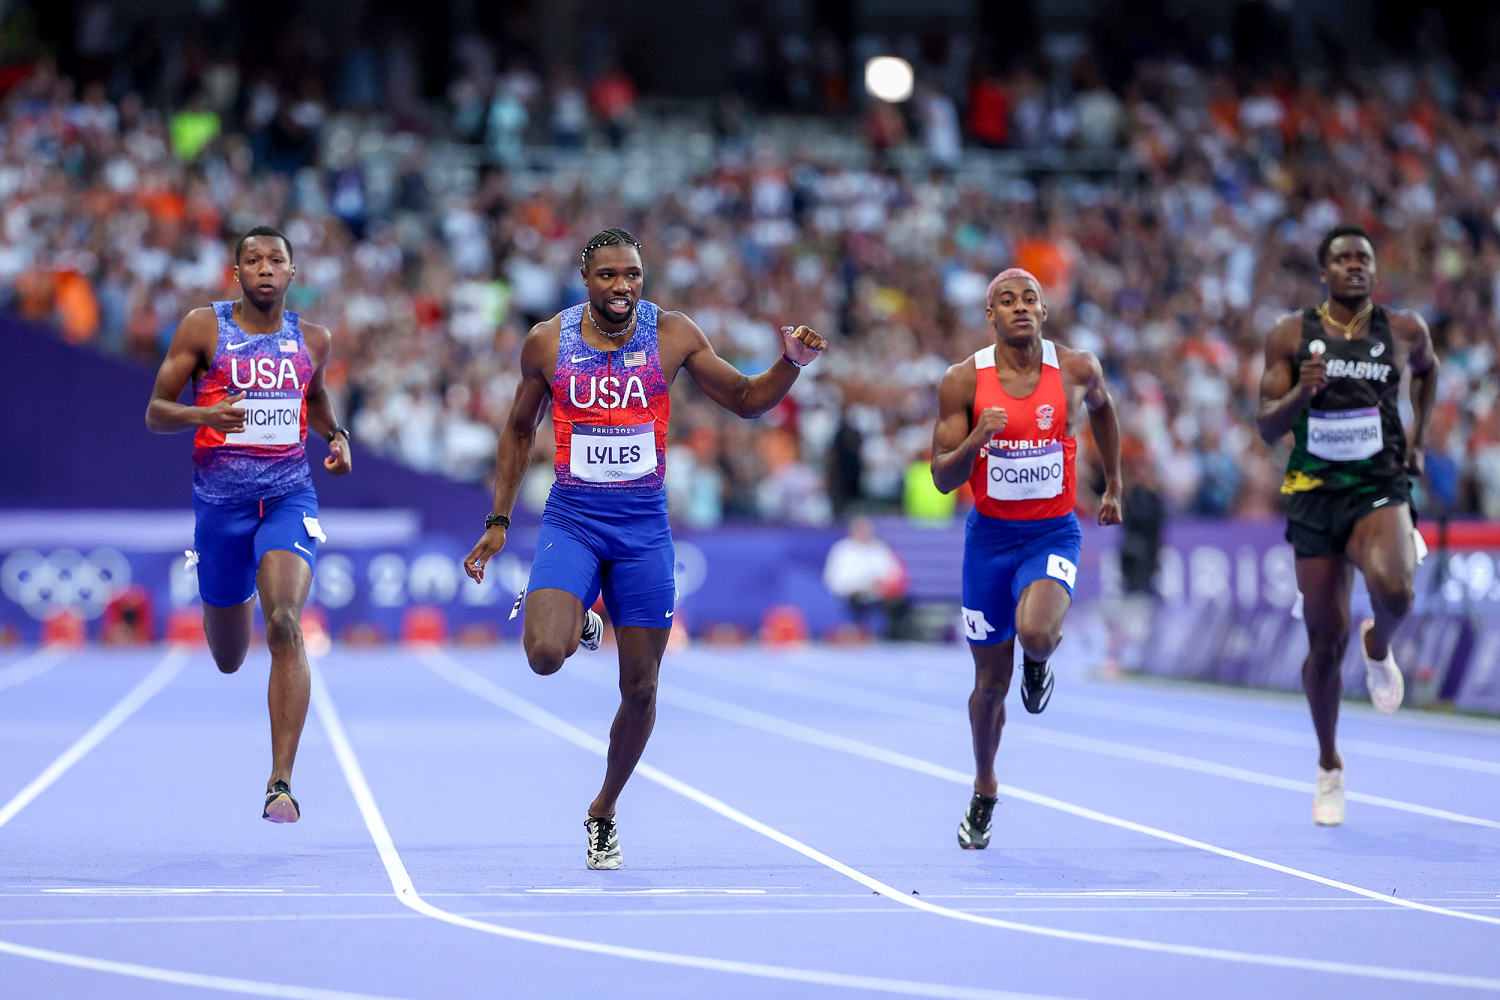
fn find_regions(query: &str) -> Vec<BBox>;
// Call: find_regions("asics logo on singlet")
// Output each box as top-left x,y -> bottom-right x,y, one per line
230,357 -> 302,390
1322,359 -> 1392,382
568,374 -> 649,409
1369,342 -> 1385,358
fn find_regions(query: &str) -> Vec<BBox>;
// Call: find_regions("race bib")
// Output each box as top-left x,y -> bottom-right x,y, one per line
226,392 -> 301,446
1307,407 -> 1381,462
987,443 -> 1065,501
570,422 -> 656,484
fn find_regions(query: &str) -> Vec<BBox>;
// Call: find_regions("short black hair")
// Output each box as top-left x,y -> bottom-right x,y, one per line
1317,224 -> 1371,267
236,225 -> 293,263
579,227 -> 642,269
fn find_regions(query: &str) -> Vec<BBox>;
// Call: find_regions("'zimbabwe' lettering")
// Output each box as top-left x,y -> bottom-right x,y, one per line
1323,359 -> 1392,383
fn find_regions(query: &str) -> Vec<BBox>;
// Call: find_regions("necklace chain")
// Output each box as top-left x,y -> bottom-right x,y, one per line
1317,300 -> 1373,340
587,304 -> 636,341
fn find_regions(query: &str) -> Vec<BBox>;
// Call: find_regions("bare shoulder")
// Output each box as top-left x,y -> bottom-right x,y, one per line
300,320 -> 333,358
1055,342 -> 1103,383
938,355 -> 977,398
179,305 -> 219,336
1268,310 -> 1303,342
657,308 -> 708,345
520,316 -> 562,374
1385,307 -> 1431,342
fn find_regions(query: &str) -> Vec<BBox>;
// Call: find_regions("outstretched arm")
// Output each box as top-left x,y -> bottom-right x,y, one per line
1077,352 -> 1123,526
464,327 -> 554,582
145,308 -> 246,435
676,314 -> 827,418
302,322 -> 352,476
1395,310 -> 1439,479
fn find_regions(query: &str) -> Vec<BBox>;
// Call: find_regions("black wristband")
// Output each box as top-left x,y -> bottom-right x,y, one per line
781,353 -> 807,369
485,513 -> 511,529
327,426 -> 350,443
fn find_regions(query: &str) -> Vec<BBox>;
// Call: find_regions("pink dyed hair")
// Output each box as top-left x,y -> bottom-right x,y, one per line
986,268 -> 1043,304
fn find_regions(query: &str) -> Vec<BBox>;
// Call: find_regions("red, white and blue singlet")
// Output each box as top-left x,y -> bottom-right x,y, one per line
966,340 -> 1077,521
959,339 -> 1083,645
527,300 -> 677,628
191,301 -> 314,504
551,300 -> 671,496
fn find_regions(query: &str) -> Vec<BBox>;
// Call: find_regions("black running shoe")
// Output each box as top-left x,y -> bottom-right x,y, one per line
1019,658 -> 1054,714
957,792 -> 997,849
262,780 -> 300,823
585,816 -> 621,869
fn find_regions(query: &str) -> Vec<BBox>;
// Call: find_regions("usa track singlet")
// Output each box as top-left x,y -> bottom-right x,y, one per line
551,301 -> 671,495
967,340 -> 1077,521
1282,306 -> 1405,495
191,301 -> 314,503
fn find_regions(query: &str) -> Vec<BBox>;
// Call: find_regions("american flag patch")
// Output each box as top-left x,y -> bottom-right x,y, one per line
622,351 -> 647,368
279,339 -> 297,353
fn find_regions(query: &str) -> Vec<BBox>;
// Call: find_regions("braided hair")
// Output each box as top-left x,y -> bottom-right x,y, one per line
579,227 -> 643,269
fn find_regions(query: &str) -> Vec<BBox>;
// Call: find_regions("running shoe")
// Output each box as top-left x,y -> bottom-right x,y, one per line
1019,658 -> 1054,714
1313,762 -> 1345,826
585,815 -> 622,869
263,780 -> 300,824
579,609 -> 604,652
1359,619 -> 1404,714
957,792 -> 998,849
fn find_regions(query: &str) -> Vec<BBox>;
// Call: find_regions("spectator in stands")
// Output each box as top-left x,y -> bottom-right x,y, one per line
823,516 -> 911,639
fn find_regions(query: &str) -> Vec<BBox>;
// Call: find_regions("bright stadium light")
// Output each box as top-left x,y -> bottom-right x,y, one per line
864,56 -> 914,103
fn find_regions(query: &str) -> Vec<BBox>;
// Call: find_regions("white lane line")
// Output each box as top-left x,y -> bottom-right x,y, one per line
7,902 -> 1500,931
0,648 -> 66,693
0,648 -> 411,1000
421,650 -> 1500,992
0,647 -> 187,831
781,650 -> 1500,775
313,662 -> 1077,1000
0,939 -> 408,1000
628,670 -> 1500,931
676,652 -> 1500,830
1064,694 -> 1500,777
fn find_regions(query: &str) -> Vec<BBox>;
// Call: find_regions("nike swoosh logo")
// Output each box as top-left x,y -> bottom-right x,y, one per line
227,341 -> 251,350
294,542 -> 313,555
569,355 -> 591,363
1372,498 -> 1390,508
665,610 -> 674,618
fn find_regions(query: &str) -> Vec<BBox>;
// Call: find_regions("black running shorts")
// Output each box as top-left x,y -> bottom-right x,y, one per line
1283,477 -> 1411,559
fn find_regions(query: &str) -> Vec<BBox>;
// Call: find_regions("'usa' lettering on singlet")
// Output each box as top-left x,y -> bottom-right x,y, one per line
569,375 -> 649,410
230,357 -> 303,390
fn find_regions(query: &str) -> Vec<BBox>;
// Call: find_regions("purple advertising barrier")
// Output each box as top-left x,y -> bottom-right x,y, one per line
1456,618 -> 1500,714
1066,516 -> 1499,713
0,512 -> 850,643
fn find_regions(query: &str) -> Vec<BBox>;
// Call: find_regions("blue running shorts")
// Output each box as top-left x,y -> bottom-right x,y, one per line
192,486 -> 321,608
527,487 -> 675,628
961,509 -> 1082,645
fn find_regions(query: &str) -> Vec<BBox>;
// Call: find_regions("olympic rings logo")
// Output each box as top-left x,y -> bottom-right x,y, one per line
0,549 -> 132,620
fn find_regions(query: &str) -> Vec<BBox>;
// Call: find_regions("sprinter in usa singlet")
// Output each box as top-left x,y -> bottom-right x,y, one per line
146,225 -> 352,824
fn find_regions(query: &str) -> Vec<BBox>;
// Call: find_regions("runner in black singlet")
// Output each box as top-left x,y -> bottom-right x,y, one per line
1256,224 -> 1439,826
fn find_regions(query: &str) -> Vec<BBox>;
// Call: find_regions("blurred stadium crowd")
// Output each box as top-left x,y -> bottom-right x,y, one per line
3,9 -> 1499,526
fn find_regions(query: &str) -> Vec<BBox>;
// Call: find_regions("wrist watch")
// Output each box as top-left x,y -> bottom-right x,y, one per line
327,426 -> 350,443
485,513 -> 511,529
